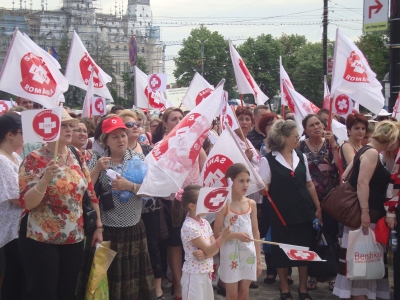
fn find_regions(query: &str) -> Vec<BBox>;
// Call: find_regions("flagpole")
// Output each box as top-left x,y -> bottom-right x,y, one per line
239,94 -> 244,107
281,104 -> 285,117
264,190 -> 287,229
230,105 -> 250,149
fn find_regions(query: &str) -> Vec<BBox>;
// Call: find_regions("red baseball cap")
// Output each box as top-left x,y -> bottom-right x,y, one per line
102,116 -> 127,134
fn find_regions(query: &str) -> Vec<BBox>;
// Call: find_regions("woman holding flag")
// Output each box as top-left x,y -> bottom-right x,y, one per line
259,119 -> 321,300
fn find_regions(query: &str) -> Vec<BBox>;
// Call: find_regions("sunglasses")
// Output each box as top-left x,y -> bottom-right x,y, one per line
125,122 -> 140,128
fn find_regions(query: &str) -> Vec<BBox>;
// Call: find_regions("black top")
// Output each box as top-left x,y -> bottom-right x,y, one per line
247,128 -> 265,151
266,150 -> 315,226
349,145 -> 390,221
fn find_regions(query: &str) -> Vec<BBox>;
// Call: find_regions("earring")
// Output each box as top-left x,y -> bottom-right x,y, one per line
10,140 -> 13,144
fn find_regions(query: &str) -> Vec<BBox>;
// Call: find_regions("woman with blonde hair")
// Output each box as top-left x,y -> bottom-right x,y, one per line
333,120 -> 397,300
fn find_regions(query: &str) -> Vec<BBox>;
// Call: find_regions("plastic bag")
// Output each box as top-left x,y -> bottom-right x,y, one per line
123,156 -> 148,184
346,227 -> 385,280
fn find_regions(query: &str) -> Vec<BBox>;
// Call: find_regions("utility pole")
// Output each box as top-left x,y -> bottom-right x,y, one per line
322,0 -> 328,77
196,39 -> 208,77
389,0 -> 400,111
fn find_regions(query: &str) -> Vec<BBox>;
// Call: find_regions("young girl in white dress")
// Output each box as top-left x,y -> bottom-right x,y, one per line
214,163 -> 262,300
178,185 -> 231,300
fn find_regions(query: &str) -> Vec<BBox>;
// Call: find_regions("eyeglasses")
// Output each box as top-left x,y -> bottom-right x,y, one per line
125,122 -> 140,128
292,134 -> 300,139
73,129 -> 88,134
61,123 -> 75,129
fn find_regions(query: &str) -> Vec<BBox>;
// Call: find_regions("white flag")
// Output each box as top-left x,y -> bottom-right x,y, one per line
332,91 -> 354,119
0,29 -> 68,109
282,80 -> 320,135
0,100 -> 13,115
279,244 -> 325,261
392,93 -> 400,121
331,29 -> 384,115
195,179 -> 232,216
199,125 -> 265,195
182,72 -> 214,110
65,31 -> 113,101
147,73 -> 167,92
229,40 -> 269,105
21,107 -> 62,143
22,33 -> 61,70
280,56 -> 294,106
137,81 -> 225,197
81,69 -> 94,118
221,103 -> 239,131
323,75 -> 330,109
92,96 -> 106,116
134,66 -> 172,111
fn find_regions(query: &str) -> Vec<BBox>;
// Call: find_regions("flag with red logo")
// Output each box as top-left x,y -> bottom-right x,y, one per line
182,72 -> 214,110
81,69 -> 94,118
195,179 -> 233,216
134,66 -> 173,112
147,73 -> 167,92
21,106 -> 62,143
92,97 -> 106,116
23,33 -> 61,70
0,100 -> 13,115
279,244 -> 325,261
199,125 -> 265,194
137,81 -> 226,197
220,103 -> 239,131
392,93 -> 400,121
331,29 -> 384,115
65,31 -> 113,101
229,40 -> 269,105
280,56 -> 294,107
282,80 -> 320,134
323,75 -> 330,109
0,29 -> 68,109
332,91 -> 354,119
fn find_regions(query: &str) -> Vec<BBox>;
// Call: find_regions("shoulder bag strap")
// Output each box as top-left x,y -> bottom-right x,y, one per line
344,145 -> 378,182
340,143 -> 347,171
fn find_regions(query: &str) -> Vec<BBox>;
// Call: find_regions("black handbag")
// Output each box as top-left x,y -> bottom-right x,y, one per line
69,146 -> 98,236
308,227 -> 339,282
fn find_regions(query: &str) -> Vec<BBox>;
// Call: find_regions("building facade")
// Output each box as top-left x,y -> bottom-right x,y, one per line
0,0 -> 163,98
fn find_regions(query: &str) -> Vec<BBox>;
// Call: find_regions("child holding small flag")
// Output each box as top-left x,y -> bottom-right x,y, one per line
178,185 -> 231,300
214,163 -> 262,300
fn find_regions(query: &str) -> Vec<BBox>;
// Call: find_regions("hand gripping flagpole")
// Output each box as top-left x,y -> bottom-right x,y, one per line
264,189 -> 288,229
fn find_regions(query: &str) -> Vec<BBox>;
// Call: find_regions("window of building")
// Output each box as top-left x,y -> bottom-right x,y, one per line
124,45 -> 127,51
116,62 -> 121,75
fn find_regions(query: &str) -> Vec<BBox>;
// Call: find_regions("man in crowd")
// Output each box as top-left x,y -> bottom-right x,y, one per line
16,97 -> 34,110
247,105 -> 270,151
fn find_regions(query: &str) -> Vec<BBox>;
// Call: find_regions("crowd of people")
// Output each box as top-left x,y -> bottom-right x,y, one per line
0,97 -> 400,300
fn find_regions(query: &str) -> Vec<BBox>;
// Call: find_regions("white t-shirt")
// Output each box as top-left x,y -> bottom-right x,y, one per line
259,150 -> 312,184
181,216 -> 214,274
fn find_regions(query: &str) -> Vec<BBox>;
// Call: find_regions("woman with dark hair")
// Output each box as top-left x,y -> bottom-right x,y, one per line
259,119 -> 321,300
298,114 -> 340,291
0,113 -> 25,299
258,112 -> 278,152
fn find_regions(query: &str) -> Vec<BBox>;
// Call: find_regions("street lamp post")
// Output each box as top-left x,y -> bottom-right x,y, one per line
196,39 -> 208,77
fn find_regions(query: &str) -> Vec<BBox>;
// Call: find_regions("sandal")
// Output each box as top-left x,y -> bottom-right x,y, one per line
157,294 -> 165,300
249,281 -> 259,288
329,280 -> 335,291
307,278 -> 317,290
279,288 -> 293,300
298,289 -> 312,300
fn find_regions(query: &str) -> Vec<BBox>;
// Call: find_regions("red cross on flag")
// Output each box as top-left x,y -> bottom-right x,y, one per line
0,100 -> 13,115
0,29 -> 68,109
148,73 -> 167,92
229,40 -> 269,106
280,56 -> 294,107
182,72 -> 214,110
331,29 -> 384,115
21,106 -> 62,143
333,92 -> 354,118
279,244 -> 325,261
195,178 -> 233,216
65,31 -> 113,101
137,80 -> 226,197
92,97 -> 106,116
135,66 -> 173,111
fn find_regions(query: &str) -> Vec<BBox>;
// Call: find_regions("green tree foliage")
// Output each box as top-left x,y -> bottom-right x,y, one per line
278,34 -> 307,75
120,56 -> 148,107
173,25 -> 236,96
356,31 -> 389,81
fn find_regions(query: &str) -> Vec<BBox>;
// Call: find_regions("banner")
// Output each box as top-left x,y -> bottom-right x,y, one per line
280,56 -> 294,106
21,107 -> 62,143
221,103 -> 239,131
182,72 -> 214,110
147,73 -> 167,92
195,181 -> 232,216
332,92 -> 354,119
229,40 -> 269,105
65,31 -> 113,100
92,97 -> 106,116
137,80 -> 225,197
331,29 -> 384,115
0,29 -> 68,109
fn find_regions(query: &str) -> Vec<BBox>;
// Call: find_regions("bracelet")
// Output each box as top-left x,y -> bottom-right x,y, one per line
387,213 -> 396,218
34,185 -> 45,195
131,183 -> 137,193
215,239 -> 221,249
361,206 -> 369,210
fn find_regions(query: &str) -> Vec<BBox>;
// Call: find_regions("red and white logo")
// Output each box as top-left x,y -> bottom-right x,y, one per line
32,110 -> 60,141
149,74 -> 162,91
203,188 -> 230,212
20,52 -> 57,97
0,101 -> 10,114
195,88 -> 213,106
284,79 -> 294,90
343,51 -> 369,83
335,94 -> 351,116
239,59 -> 258,98
202,154 -> 233,187
152,113 -> 208,172
79,53 -> 104,88
221,114 -> 233,131
282,82 -> 295,113
145,87 -> 166,111
287,249 -> 318,261
94,97 -> 105,114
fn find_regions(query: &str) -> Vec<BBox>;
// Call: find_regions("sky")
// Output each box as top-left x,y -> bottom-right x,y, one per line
2,0 -> 366,83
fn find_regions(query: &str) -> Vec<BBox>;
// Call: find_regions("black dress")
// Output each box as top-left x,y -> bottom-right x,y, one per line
266,150 -> 315,268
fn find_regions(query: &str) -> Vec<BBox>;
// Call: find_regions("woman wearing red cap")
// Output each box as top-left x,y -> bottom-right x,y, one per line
87,116 -> 157,299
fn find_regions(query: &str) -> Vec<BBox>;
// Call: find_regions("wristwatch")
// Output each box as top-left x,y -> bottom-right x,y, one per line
96,227 -> 104,233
